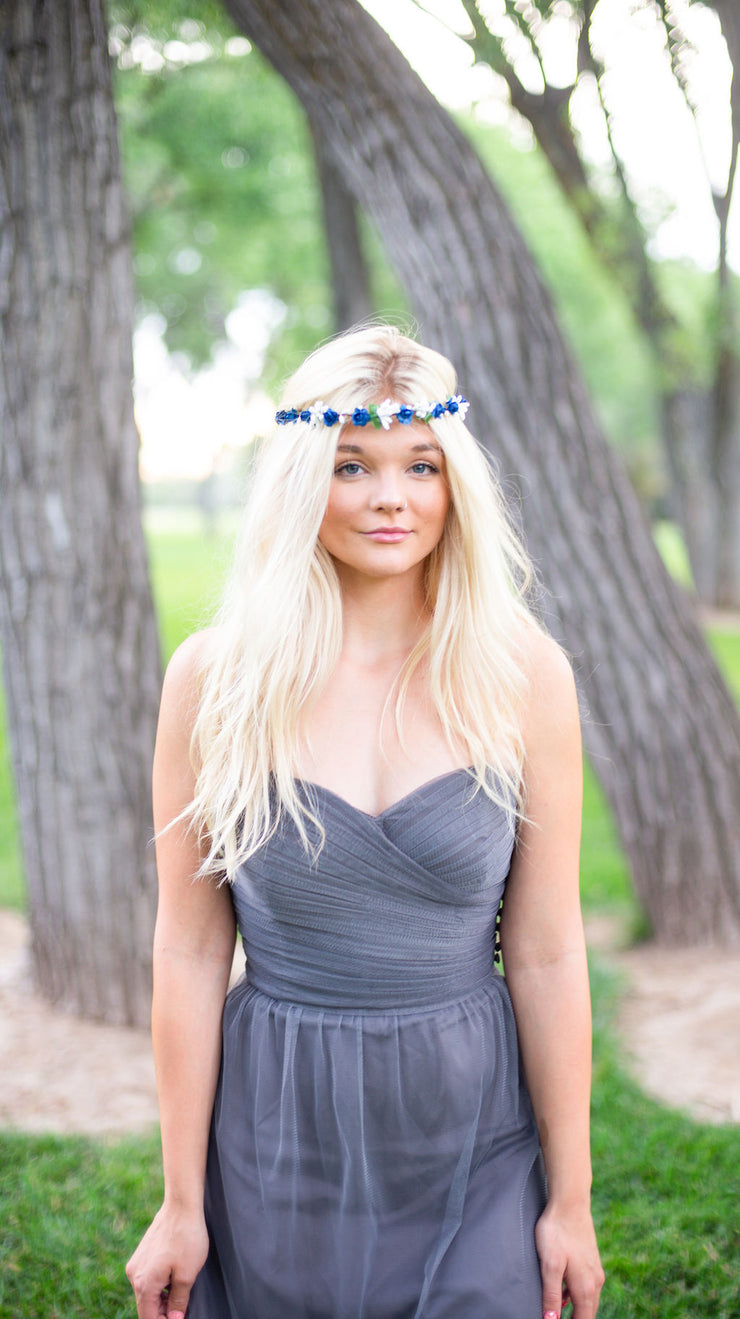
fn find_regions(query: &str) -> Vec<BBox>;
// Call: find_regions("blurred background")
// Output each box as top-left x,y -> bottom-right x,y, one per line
1,3 -> 739,1316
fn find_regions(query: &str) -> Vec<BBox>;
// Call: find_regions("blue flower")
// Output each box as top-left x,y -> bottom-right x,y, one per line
352,408 -> 370,426
397,406 -> 414,424
449,395 -> 469,420
431,402 -> 446,418
299,409 -> 312,423
276,409 -> 298,424
323,408 -> 340,426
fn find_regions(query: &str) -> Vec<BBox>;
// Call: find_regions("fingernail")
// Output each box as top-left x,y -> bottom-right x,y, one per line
544,1311 -> 560,1319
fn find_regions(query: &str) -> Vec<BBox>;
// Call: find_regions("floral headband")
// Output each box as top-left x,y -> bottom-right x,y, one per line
275,395 -> 469,430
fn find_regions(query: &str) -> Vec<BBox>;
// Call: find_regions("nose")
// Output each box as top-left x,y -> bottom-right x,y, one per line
371,469 -> 407,512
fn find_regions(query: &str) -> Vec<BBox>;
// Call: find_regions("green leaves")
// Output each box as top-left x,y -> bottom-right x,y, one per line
114,21 -> 329,376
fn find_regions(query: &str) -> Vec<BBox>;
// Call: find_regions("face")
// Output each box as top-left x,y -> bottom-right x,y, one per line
318,421 -> 450,583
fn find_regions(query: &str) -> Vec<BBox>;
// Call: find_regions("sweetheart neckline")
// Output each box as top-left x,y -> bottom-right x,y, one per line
294,766 -> 475,821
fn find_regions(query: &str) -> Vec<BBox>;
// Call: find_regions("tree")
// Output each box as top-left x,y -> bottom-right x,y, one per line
109,11 -> 392,379
0,0 -> 161,1024
111,12 -> 649,455
455,0 -> 740,607
310,115 -> 372,333
223,0 -> 740,945
111,20 -> 334,378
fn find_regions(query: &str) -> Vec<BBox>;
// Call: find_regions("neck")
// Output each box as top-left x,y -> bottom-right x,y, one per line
335,568 -> 430,666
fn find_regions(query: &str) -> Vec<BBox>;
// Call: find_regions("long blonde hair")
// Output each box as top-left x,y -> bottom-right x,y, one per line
190,324 -> 548,879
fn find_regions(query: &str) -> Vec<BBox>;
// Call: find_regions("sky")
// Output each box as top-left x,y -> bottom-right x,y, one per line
135,0 -> 736,482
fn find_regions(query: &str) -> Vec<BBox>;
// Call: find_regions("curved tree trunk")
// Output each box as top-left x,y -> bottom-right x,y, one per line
309,115 -> 372,333
0,0 -> 161,1023
224,0 -> 740,945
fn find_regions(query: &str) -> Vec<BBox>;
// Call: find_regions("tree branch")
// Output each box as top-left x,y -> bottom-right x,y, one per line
461,0 -> 678,348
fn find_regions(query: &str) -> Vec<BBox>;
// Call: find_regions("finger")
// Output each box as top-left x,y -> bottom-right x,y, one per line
542,1261 -> 565,1319
126,1269 -> 172,1319
134,1288 -> 169,1319
166,1276 -> 194,1318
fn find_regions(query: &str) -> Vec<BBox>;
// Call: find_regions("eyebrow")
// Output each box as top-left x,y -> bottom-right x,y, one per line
336,441 -> 443,455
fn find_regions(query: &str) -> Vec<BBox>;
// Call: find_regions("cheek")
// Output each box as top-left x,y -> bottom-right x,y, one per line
318,488 -> 351,545
428,484 -> 451,530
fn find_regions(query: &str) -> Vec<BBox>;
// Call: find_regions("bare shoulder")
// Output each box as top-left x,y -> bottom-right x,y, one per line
515,622 -> 580,750
154,630 -> 221,821
159,628 -> 219,727
162,627 -> 218,697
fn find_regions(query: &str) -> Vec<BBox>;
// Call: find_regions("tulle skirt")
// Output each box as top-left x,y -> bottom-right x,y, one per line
186,974 -> 545,1319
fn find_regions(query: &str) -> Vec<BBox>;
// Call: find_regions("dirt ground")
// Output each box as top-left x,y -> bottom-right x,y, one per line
1,909 -> 739,1135
586,915 -> 740,1125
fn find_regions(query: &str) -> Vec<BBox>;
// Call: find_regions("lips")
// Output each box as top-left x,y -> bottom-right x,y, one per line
362,527 -> 412,543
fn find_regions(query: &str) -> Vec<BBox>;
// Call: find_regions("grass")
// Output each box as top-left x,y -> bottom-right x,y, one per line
589,960 -> 740,1318
0,1131 -> 163,1318
0,509 -> 739,1316
145,506 -> 237,660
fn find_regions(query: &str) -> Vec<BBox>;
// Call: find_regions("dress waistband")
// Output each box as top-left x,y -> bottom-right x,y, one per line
237,969 -> 509,1018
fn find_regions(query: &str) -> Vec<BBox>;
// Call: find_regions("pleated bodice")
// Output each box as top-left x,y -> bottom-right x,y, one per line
230,767 -> 516,1009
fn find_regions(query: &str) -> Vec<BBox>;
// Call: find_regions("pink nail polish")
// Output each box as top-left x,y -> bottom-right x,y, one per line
543,1311 -> 560,1319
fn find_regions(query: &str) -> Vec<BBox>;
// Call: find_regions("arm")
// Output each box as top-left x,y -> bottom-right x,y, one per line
500,633 -> 604,1319
126,632 -> 236,1319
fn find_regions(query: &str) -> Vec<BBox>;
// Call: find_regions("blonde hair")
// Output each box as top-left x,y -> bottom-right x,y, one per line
190,324 -> 549,879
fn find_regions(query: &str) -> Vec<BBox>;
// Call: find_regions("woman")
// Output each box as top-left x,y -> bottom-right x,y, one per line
126,325 -> 604,1319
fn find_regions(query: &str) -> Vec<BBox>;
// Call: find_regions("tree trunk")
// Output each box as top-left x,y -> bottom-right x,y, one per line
661,388 -> 717,599
712,349 -> 740,607
224,0 -> 740,945
0,0 -> 161,1023
309,115 -> 372,333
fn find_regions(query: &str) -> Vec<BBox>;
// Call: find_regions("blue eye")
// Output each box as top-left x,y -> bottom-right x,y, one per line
334,461 -> 364,476
410,461 -> 439,475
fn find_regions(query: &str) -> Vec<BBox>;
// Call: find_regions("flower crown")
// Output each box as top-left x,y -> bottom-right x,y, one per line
275,395 -> 469,430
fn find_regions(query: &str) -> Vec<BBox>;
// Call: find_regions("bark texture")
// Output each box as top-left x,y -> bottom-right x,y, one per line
310,116 -> 372,333
0,0 -> 161,1023
224,0 -> 740,944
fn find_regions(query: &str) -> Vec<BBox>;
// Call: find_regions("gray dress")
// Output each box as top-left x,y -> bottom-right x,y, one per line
186,769 -> 546,1318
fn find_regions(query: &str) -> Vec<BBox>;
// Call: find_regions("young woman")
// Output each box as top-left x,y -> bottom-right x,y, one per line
126,325 -> 604,1319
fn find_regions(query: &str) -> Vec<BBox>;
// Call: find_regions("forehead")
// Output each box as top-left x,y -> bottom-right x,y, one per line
335,421 -> 443,457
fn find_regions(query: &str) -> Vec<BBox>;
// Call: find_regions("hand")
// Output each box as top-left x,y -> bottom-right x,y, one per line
125,1203 -> 209,1319
535,1201 -> 604,1319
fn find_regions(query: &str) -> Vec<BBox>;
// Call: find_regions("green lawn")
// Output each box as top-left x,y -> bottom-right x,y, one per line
0,510 -> 739,1317
145,506 -> 237,660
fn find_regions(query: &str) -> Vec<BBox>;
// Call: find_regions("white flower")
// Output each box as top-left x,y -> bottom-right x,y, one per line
452,394 -> 469,420
376,398 -> 398,430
